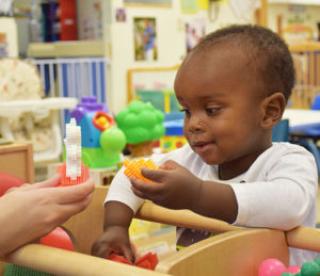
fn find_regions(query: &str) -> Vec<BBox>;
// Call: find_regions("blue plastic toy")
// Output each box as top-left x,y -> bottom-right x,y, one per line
69,96 -> 126,168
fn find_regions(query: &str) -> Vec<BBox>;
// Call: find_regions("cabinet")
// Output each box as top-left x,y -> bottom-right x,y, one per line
0,143 -> 34,183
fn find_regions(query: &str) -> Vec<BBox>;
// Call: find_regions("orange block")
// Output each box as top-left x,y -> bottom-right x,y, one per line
123,159 -> 157,183
58,163 -> 89,186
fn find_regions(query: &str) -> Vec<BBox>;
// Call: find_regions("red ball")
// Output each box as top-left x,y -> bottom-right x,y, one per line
40,227 -> 74,251
258,258 -> 286,276
0,173 -> 24,196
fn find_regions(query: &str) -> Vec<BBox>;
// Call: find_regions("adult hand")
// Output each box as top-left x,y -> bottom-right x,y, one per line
130,160 -> 202,210
0,176 -> 94,257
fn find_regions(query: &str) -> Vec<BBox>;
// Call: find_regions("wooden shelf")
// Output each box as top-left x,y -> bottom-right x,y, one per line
27,40 -> 105,58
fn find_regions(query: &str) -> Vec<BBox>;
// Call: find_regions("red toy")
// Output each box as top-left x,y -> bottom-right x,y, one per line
108,252 -> 158,270
40,227 -> 74,251
0,172 -> 24,196
108,254 -> 131,265
135,252 -> 159,270
92,111 -> 114,131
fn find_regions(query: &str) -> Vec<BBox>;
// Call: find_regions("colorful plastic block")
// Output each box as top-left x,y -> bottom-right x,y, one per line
123,159 -> 157,182
58,163 -> 89,186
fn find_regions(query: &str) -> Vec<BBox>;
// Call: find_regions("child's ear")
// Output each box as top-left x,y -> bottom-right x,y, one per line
260,92 -> 286,129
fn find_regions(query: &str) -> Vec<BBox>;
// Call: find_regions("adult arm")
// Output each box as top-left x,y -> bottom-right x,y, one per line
0,177 -> 94,257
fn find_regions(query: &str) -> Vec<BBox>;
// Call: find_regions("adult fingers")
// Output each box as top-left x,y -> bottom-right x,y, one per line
55,195 -> 93,223
51,180 -> 95,204
31,176 -> 61,189
6,176 -> 59,193
5,185 -> 28,194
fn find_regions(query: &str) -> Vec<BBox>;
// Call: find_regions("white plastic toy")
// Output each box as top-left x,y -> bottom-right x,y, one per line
64,118 -> 82,180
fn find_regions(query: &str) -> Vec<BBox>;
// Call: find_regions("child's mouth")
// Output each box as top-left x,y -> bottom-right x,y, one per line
191,141 -> 213,154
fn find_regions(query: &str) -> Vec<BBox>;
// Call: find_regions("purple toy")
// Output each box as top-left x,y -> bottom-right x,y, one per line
70,96 -> 107,124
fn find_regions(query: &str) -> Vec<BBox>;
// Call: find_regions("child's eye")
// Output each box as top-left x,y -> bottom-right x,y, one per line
180,108 -> 191,117
205,107 -> 220,116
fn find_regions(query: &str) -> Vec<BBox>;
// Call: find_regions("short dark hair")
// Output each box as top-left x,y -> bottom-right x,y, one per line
192,24 -> 295,101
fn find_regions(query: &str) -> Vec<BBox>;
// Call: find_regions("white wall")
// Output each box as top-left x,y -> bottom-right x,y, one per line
207,1 -> 255,32
107,0 -> 183,113
107,0 -> 256,113
0,17 -> 18,57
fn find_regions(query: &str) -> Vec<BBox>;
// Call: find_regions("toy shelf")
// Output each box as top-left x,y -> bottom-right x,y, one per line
27,40 -> 106,58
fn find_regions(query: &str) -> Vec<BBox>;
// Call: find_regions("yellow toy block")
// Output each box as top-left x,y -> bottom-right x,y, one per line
123,159 -> 157,183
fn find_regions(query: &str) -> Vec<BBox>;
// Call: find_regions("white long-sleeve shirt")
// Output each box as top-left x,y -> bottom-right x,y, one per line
106,142 -> 318,265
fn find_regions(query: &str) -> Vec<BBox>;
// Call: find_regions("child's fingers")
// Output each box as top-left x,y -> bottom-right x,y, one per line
121,244 -> 135,263
130,242 -> 138,258
131,186 -> 148,199
103,247 -> 114,259
130,178 -> 160,196
159,160 -> 179,170
141,168 -> 167,182
91,242 -> 112,258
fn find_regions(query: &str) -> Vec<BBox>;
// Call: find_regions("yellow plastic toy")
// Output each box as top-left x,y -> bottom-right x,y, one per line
123,159 -> 157,183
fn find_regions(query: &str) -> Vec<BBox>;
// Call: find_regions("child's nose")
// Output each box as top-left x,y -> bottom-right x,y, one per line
187,117 -> 205,134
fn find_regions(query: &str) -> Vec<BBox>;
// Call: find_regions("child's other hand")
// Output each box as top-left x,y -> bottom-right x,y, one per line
130,160 -> 202,210
91,226 -> 136,263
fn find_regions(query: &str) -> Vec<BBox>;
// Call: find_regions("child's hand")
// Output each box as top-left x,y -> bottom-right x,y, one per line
91,226 -> 136,263
130,160 -> 202,210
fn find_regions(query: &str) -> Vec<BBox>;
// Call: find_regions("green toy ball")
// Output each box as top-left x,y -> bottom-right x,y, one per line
100,127 -> 126,152
313,257 -> 320,267
300,261 -> 320,276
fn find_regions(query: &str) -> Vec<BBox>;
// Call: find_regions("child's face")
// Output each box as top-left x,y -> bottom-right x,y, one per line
174,45 -> 271,173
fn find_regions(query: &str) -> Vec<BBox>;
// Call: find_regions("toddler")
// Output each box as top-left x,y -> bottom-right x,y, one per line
92,25 -> 318,266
